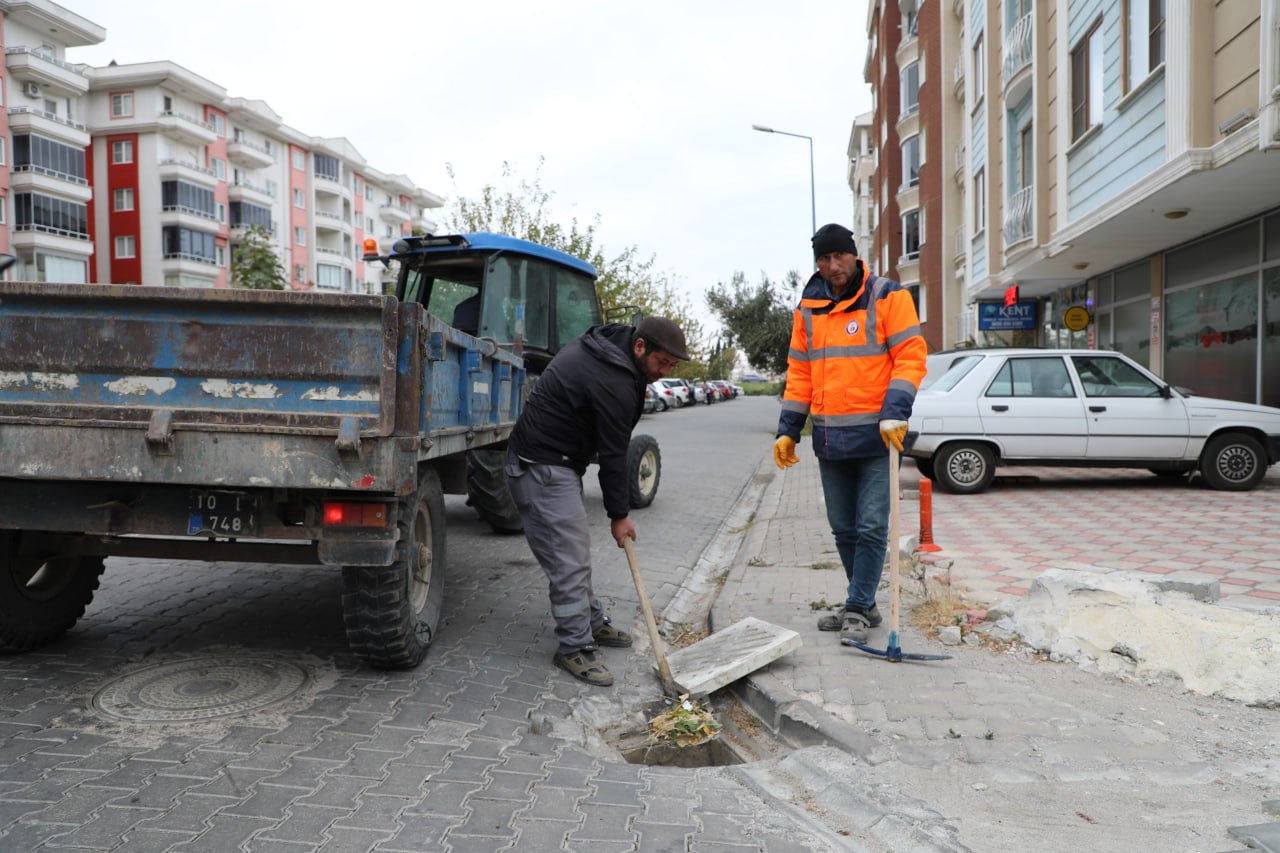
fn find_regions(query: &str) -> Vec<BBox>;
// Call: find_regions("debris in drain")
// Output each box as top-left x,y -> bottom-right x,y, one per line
649,694 -> 721,748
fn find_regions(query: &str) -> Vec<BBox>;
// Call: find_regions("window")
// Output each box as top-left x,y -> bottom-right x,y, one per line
161,181 -> 216,218
13,192 -> 89,238
973,168 -> 986,232
162,95 -> 173,113
1124,0 -> 1166,93
111,140 -> 133,164
901,61 -> 920,115
14,134 -> 86,181
0,138 -> 6,166
114,235 -> 136,259
265,179 -> 278,198
316,263 -> 343,289
216,202 -> 226,223
972,35 -> 985,103
209,113 -> 225,137
1019,123 -> 1034,188
293,188 -> 306,208
908,283 -> 928,323
110,92 -> 133,118
989,358 -> 1076,398
294,226 -> 306,246
161,226 -> 217,263
113,188 -> 134,211
216,246 -> 226,267
233,128 -> 246,143
354,177 -> 364,195
292,150 -> 305,170
230,202 -> 272,230
294,264 -> 306,282
209,157 -> 226,180
1072,355 -> 1163,398
313,154 -> 340,181
1071,19 -> 1104,141
902,209 -> 921,260
901,135 -> 920,188
0,197 -> 5,225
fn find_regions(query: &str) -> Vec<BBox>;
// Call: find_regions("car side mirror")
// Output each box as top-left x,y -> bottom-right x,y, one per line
1159,384 -> 1173,399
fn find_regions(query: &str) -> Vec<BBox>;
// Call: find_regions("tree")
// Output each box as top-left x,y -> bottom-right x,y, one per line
445,160 -> 704,357
705,271 -> 798,377
230,225 -> 287,291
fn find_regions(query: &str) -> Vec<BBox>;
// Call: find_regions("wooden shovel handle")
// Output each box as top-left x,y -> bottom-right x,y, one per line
888,444 -> 901,635
622,538 -> 674,684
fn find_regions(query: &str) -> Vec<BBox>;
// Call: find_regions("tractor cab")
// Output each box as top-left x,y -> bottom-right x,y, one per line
366,233 -> 601,375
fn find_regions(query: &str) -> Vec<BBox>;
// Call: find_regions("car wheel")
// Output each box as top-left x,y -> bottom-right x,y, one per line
656,398 -> 668,412
913,457 -> 936,480
1199,432 -> 1266,491
933,442 -> 996,495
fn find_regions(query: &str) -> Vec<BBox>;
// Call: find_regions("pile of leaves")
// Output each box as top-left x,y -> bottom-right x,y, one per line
649,696 -> 722,748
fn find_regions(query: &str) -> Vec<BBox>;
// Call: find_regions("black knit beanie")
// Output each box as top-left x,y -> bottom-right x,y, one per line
811,223 -> 858,259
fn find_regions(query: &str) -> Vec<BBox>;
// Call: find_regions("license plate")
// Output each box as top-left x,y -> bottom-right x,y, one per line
187,490 -> 261,537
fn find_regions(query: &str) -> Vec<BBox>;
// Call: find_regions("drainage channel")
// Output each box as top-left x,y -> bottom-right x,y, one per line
608,690 -> 786,769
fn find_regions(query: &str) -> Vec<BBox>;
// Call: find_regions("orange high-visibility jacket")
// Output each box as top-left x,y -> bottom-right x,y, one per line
776,269 -> 927,459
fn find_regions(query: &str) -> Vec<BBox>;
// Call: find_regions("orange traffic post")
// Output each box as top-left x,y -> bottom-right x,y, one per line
917,478 -> 942,552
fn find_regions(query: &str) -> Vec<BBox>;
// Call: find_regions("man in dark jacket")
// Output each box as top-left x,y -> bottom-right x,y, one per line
506,316 -> 688,686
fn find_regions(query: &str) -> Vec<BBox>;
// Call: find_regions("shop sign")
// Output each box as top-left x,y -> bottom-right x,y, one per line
978,300 -> 1036,331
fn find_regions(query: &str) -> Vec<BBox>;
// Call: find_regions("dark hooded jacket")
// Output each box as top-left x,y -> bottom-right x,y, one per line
508,323 -> 646,519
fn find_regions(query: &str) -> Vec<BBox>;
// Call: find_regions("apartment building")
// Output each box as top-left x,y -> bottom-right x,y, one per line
858,0 -> 1280,406
1,0 -> 442,293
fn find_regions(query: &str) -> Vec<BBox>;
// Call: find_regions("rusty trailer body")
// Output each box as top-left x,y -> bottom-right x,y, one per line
0,280 -> 527,668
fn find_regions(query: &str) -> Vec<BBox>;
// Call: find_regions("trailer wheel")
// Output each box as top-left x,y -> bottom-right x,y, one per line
628,434 -> 662,509
0,533 -> 105,652
465,449 -> 523,533
342,467 -> 446,669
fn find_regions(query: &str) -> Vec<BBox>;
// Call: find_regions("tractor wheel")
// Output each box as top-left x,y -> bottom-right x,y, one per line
0,532 -> 105,652
341,467 -> 446,669
627,434 -> 662,509
465,449 -> 523,533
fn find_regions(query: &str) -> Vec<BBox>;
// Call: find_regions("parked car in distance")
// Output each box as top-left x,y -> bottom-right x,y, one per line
648,381 -> 678,412
658,378 -> 691,407
908,348 -> 1280,494
687,381 -> 707,405
643,384 -> 660,414
709,380 -> 737,400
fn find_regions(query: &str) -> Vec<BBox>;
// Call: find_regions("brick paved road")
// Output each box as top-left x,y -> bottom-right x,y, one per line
0,399 -> 846,852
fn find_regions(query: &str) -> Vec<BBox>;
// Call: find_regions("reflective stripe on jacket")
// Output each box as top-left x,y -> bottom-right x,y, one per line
776,268 -> 927,459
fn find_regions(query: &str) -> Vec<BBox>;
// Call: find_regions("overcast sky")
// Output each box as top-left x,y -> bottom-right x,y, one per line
66,1 -> 872,333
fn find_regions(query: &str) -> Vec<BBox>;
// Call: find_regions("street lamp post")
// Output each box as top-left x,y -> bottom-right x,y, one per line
752,123 -> 816,236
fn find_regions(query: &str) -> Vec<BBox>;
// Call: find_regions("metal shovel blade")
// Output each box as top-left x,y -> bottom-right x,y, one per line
843,630 -> 953,662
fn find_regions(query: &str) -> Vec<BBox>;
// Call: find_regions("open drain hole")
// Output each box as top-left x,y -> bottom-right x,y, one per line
611,693 -> 774,768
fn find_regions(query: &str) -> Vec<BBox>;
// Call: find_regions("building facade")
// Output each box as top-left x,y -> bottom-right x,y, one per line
1,0 -> 442,293
858,0 -> 1280,406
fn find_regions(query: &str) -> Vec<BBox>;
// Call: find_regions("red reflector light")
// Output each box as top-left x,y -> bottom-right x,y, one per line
322,502 -> 388,528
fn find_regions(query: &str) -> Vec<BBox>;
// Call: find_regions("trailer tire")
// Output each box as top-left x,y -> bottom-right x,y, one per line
342,467 -> 446,669
627,434 -> 662,509
465,449 -> 523,534
0,532 -> 105,652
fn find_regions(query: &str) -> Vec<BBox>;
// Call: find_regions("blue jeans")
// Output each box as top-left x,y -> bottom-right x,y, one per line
816,455 -> 890,612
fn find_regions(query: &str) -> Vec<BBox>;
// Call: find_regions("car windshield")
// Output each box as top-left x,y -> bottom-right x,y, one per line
922,355 -> 983,392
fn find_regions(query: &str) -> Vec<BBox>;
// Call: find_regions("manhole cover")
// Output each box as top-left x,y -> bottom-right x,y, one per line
92,657 -> 310,722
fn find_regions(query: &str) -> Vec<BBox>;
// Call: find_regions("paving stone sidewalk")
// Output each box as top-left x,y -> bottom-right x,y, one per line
709,454 -> 1280,853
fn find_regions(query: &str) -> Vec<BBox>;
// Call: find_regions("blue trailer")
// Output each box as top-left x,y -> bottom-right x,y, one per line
0,233 -> 646,669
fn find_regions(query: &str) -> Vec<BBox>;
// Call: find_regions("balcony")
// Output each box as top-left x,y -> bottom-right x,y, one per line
379,204 -> 411,224
161,254 -> 219,283
11,228 -> 93,257
227,138 -> 274,170
315,210 -> 351,234
227,177 -> 273,205
953,141 -> 966,184
1003,184 -> 1034,247
10,166 -> 92,203
1001,13 -> 1032,92
315,246 -> 353,269
157,110 -> 217,146
953,54 -> 965,100
7,106 -> 89,147
159,206 -> 220,233
313,174 -> 350,200
5,47 -> 90,95
954,227 -> 967,261
158,159 -> 219,189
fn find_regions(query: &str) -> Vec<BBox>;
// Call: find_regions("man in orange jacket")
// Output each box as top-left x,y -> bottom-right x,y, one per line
773,224 -> 927,643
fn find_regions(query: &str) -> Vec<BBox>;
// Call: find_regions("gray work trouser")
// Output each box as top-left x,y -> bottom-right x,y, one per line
505,451 -> 604,654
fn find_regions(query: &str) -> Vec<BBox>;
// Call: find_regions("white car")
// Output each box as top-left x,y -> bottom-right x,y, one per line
908,348 -> 1280,494
657,378 -> 692,407
648,381 -> 679,411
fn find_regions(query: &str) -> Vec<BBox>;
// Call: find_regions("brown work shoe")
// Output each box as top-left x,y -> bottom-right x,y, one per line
592,618 -> 633,648
818,605 -> 881,631
553,646 -> 614,686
